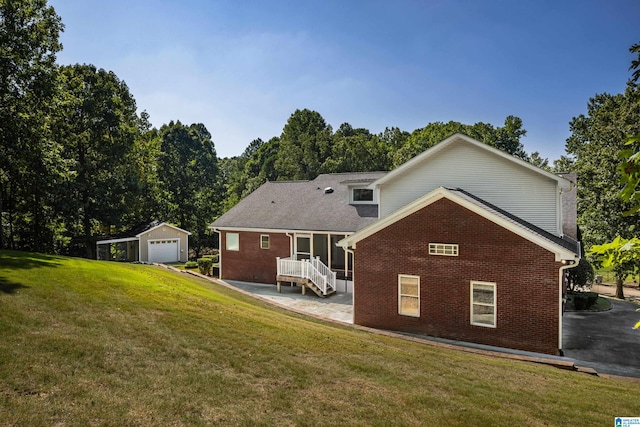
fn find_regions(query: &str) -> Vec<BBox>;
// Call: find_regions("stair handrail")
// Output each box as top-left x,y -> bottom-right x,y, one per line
276,257 -> 336,295
310,257 -> 336,294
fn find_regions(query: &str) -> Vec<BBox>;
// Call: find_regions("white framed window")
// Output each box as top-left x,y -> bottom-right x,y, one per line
429,243 -> 458,256
226,232 -> 239,251
260,234 -> 269,249
398,275 -> 420,317
471,281 -> 496,328
353,188 -> 373,201
350,186 -> 375,204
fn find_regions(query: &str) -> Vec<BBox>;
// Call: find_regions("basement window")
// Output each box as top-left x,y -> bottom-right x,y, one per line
471,281 -> 496,328
226,233 -> 239,251
398,275 -> 420,317
429,243 -> 458,256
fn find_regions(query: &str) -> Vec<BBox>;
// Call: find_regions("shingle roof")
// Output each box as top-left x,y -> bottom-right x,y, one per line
211,172 -> 387,233
449,188 -> 580,255
96,220 -> 163,241
338,186 -> 579,261
96,220 -> 191,243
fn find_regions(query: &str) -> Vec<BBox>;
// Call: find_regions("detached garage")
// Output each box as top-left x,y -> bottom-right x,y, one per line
96,220 -> 191,264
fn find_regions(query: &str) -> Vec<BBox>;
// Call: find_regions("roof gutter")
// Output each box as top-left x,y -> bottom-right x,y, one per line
95,237 -> 139,245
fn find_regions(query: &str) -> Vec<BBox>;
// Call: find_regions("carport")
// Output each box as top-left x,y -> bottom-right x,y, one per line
97,220 -> 191,263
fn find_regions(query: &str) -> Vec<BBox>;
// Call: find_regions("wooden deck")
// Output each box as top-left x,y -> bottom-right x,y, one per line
276,257 -> 337,297
276,275 -> 336,297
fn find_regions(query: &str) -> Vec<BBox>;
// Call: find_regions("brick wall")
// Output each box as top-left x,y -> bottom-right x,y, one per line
354,198 -> 563,355
220,231 -> 291,283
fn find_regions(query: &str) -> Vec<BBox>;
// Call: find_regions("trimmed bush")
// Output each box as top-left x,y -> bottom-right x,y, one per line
570,291 -> 600,310
197,258 -> 213,276
586,292 -> 599,308
184,261 -> 198,269
573,293 -> 588,310
200,254 -> 219,263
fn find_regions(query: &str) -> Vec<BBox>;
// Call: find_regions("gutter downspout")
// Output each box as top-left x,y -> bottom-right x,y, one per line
345,246 -> 356,311
285,233 -> 294,258
212,227 -> 222,278
558,244 -> 581,353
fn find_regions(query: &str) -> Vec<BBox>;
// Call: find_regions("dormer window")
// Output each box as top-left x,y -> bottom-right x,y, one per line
352,188 -> 374,203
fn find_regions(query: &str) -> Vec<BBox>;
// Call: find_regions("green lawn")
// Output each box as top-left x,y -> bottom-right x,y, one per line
595,264 -> 639,285
1,250 -> 639,426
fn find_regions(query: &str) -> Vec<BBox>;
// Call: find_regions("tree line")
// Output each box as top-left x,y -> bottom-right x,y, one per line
3,1 -> 639,266
219,111 -> 545,212
0,1 -> 221,257
577,43 -> 640,299
0,0 -> 548,258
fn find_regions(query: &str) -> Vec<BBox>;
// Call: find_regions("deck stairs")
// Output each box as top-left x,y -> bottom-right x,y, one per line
276,257 -> 337,297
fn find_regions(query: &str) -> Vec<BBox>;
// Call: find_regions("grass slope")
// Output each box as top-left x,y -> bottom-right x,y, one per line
1,250 -> 639,426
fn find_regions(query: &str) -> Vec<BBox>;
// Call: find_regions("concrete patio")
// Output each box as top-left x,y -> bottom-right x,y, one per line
220,279 -> 354,324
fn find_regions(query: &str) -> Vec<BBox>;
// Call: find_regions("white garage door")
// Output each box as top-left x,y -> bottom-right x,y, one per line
148,239 -> 179,263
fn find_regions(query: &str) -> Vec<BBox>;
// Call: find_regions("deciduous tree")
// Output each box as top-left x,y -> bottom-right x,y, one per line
321,123 -> 391,173
589,236 -> 640,299
275,109 -> 332,180
54,64 -> 140,258
125,111 -> 163,223
526,151 -> 550,171
618,42 -> 640,214
565,87 -> 640,249
0,0 -> 64,251
157,121 -> 220,254
391,116 -> 528,167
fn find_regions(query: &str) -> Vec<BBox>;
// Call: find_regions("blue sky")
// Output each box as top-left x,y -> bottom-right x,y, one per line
50,0 -> 639,161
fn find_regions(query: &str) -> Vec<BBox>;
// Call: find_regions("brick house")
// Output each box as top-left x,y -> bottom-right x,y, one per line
211,171 -> 385,293
211,134 -> 580,354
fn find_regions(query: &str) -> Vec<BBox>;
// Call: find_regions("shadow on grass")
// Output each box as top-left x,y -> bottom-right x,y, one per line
0,277 -> 28,294
0,250 -> 62,270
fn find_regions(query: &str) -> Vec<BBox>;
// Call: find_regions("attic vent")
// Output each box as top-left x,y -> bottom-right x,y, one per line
324,187 -> 334,194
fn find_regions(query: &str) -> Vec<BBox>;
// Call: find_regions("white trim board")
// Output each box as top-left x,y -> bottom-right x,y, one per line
96,237 -> 138,245
137,222 -> 191,237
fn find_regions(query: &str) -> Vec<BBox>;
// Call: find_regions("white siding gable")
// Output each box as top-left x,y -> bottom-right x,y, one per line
378,139 -> 561,235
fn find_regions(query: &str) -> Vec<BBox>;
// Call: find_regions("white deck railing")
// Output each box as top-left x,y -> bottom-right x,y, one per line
276,257 -> 337,296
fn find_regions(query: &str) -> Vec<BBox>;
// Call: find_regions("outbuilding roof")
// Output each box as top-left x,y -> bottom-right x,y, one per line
210,172 -> 387,233
96,220 -> 191,244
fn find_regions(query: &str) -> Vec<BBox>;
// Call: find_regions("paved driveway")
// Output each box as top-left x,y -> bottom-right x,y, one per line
563,298 -> 640,378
